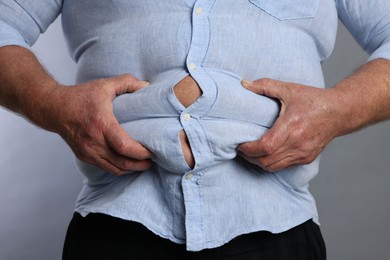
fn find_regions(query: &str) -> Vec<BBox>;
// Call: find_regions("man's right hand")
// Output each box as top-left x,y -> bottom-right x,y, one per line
43,74 -> 153,175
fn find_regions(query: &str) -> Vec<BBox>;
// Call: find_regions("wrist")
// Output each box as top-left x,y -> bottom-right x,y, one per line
324,87 -> 359,137
24,82 -> 65,132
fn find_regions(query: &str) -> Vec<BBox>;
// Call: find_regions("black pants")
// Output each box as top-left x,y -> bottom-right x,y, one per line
63,213 -> 326,260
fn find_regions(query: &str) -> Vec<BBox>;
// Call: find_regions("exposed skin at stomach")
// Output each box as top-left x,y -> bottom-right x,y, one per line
111,72 -> 280,173
173,76 -> 202,168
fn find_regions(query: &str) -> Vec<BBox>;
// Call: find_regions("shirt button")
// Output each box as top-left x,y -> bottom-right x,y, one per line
186,173 -> 193,180
188,63 -> 197,71
195,7 -> 203,15
183,113 -> 192,121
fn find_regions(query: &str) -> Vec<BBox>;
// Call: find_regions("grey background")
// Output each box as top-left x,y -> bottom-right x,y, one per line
0,17 -> 389,260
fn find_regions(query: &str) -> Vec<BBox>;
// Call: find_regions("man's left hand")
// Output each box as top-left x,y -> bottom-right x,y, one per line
237,78 -> 342,172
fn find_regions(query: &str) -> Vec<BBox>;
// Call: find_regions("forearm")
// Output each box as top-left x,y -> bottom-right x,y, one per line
330,58 -> 390,137
0,45 -> 61,130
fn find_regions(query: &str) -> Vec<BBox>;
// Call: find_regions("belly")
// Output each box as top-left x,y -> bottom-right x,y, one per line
112,70 -> 280,173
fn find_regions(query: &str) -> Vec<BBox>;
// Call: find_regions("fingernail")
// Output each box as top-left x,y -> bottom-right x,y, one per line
140,81 -> 150,87
241,80 -> 253,88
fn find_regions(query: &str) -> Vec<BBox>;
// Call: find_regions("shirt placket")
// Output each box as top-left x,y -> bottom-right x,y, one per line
181,0 -> 217,251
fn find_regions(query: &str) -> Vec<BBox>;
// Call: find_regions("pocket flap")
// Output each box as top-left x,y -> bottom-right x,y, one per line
249,0 -> 319,20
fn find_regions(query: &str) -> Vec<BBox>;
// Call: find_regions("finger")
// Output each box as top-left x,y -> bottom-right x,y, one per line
238,154 -> 274,172
76,136 -> 153,175
239,153 -> 294,173
108,74 -> 150,97
237,118 -> 288,157
105,119 -> 154,160
241,78 -> 290,100
104,153 -> 153,173
95,155 -> 152,176
262,155 -> 297,172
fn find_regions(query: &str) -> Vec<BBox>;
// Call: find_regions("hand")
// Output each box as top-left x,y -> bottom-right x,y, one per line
43,74 -> 153,175
237,78 -> 343,172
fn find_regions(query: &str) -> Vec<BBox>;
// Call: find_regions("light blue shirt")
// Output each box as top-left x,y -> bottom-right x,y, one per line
1,0 -> 390,251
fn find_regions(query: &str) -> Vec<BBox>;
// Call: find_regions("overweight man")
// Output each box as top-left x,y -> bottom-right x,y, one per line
1,0 -> 390,259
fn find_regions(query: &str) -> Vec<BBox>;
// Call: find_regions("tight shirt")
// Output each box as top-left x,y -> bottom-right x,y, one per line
1,0 -> 390,251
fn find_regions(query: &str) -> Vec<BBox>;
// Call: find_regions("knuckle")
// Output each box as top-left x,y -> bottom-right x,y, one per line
256,157 -> 267,167
72,142 -> 91,159
117,160 -> 130,171
75,152 -> 96,166
98,82 -> 109,92
95,157 -> 123,176
254,157 -> 271,171
266,167 -> 275,173
89,114 -> 107,132
118,160 -> 150,172
112,168 -> 124,176
261,142 -> 276,155
122,73 -> 135,82
114,139 -> 130,155
293,148 -> 315,165
258,78 -> 272,85
104,165 -> 122,176
89,79 -> 107,92
95,80 -> 114,95
262,165 -> 274,172
289,116 -> 304,130
93,77 -> 105,84
302,154 -> 317,165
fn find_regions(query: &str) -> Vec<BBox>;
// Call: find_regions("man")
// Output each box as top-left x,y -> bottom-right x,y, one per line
1,0 -> 389,259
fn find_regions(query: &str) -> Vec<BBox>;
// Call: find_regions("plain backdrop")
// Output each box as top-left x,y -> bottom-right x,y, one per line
0,16 -> 389,260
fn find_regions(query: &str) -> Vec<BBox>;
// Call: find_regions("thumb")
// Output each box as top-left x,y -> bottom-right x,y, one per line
112,74 -> 150,96
241,78 -> 289,101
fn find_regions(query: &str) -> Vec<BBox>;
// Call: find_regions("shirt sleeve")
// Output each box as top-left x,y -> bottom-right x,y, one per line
336,0 -> 390,61
0,0 -> 62,49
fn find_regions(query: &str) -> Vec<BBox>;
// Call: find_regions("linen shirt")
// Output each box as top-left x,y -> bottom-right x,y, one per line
1,0 -> 390,251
